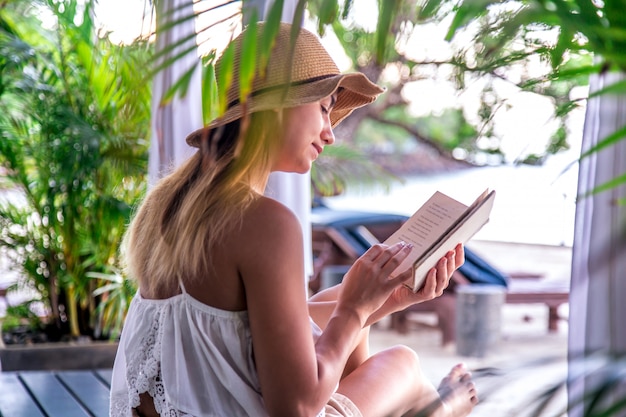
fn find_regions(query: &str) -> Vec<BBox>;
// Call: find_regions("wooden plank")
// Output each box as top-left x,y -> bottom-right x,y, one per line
94,369 -> 112,387
56,371 -> 110,417
0,373 -> 46,417
505,277 -> 570,332
19,372 -> 91,417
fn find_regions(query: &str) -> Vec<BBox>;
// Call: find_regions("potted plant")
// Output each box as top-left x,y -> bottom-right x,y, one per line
0,0 -> 149,367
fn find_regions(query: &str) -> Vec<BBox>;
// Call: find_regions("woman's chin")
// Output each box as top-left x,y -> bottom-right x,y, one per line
274,164 -> 312,175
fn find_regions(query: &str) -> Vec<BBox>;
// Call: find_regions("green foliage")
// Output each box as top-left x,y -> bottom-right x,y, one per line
0,0 -> 151,340
310,0 -> 581,165
433,0 -> 626,71
420,109 -> 478,149
426,0 -> 626,169
1,301 -> 44,333
89,269 -> 137,341
374,0 -> 402,64
357,114 -> 414,150
380,106 -> 478,151
470,352 -> 626,417
311,145 -> 400,197
160,0 -> 618,175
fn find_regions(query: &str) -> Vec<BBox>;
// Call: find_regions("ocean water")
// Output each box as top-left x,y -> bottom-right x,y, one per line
322,155 -> 579,247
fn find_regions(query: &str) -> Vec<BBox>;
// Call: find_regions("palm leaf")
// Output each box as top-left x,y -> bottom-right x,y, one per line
311,145 -> 400,196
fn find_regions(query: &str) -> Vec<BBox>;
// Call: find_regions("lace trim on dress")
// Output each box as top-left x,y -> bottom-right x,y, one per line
110,392 -> 130,417
120,302 -> 190,417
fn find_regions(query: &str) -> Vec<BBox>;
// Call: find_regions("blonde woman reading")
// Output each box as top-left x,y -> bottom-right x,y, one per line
110,22 -> 478,417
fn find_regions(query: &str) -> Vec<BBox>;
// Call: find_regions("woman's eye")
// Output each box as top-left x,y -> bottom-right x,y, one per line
321,105 -> 329,114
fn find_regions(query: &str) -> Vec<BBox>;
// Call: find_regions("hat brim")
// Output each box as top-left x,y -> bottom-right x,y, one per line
185,72 -> 384,147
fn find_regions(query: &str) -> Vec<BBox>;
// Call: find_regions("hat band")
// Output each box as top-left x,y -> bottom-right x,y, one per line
226,73 -> 339,109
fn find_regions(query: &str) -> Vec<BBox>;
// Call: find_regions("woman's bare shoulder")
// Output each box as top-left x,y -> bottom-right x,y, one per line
244,196 -> 301,234
233,196 -> 304,262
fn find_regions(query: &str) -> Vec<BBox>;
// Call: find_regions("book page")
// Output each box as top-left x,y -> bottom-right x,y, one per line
384,189 -> 496,292
383,191 -> 468,278
411,190 -> 495,289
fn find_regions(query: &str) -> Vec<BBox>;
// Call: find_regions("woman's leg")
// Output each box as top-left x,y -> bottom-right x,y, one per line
337,345 -> 477,417
309,286 -> 374,379
310,285 -> 477,415
342,325 -> 371,378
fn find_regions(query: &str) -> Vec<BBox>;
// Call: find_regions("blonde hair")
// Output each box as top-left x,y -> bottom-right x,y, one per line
124,110 -> 283,295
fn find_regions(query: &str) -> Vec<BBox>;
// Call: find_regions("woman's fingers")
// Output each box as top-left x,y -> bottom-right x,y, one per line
420,266 -> 438,295
386,244 -> 466,314
455,243 -> 465,268
340,242 -> 415,317
361,243 -> 386,262
420,244 -> 465,297
362,241 -> 412,272
435,255 -> 450,294
445,249 -> 457,278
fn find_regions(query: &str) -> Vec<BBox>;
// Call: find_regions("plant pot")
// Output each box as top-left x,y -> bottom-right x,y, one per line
0,341 -> 118,371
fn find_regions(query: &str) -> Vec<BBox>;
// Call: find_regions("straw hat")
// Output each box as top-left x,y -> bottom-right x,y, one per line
185,22 -> 385,147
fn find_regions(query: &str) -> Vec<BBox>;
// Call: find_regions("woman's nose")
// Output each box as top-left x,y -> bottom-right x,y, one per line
322,125 -> 335,145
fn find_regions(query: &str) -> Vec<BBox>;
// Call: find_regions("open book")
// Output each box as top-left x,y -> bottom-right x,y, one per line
383,189 -> 496,292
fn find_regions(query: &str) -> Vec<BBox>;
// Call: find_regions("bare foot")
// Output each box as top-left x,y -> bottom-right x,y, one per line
436,363 -> 478,417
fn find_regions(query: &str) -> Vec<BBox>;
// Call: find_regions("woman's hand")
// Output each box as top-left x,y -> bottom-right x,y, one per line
381,243 -> 465,316
336,241 -> 414,325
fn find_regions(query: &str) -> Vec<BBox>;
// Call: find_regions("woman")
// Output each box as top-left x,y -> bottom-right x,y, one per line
110,22 -> 478,417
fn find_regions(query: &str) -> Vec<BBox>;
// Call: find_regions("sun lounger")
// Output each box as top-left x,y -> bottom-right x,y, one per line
310,205 -> 570,346
504,273 -> 570,332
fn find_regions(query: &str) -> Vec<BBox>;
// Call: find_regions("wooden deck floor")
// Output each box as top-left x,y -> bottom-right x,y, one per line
0,369 -> 111,417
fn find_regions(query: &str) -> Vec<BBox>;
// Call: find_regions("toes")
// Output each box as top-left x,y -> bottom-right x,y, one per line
439,363 -> 469,389
438,362 -> 479,413
450,363 -> 468,378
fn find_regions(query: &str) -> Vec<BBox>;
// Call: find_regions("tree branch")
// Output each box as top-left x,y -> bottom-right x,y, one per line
368,112 -> 459,162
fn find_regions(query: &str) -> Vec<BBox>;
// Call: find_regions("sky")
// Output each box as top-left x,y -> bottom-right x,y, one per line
94,0 -> 153,44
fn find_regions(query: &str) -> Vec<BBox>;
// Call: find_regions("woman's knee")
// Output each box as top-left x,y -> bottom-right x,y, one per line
383,344 -> 420,362
375,345 -> 422,379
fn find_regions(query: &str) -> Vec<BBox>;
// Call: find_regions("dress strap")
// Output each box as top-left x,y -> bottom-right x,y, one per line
178,278 -> 188,294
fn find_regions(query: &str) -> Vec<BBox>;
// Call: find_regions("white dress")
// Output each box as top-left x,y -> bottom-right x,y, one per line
109,287 -> 325,417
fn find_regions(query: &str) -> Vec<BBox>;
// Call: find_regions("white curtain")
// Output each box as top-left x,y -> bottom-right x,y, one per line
264,171 -> 313,282
568,71 -> 626,415
149,0 -> 202,184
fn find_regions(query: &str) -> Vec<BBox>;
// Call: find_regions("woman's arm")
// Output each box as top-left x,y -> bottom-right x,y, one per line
238,197 -> 413,417
309,243 -> 465,329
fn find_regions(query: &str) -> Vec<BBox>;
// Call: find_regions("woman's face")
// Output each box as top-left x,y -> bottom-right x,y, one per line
272,94 -> 337,174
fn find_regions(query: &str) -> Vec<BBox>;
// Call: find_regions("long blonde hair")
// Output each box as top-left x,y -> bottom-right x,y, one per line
124,110 -> 283,294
